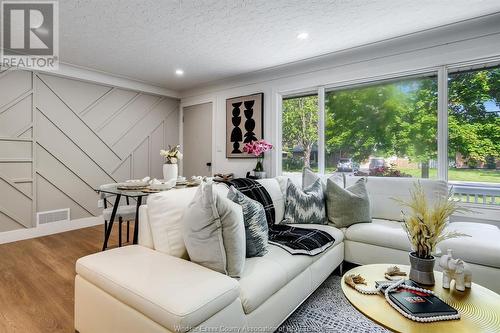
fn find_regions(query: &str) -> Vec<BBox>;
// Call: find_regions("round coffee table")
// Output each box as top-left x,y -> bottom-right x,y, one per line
341,264 -> 500,333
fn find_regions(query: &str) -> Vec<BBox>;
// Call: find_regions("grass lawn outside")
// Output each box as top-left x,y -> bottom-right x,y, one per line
400,168 -> 500,184
284,166 -> 500,183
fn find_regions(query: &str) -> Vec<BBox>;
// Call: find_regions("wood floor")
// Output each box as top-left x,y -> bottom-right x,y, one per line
0,224 -> 129,333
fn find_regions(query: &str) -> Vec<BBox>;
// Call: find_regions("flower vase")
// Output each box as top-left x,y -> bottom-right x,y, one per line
253,156 -> 266,179
253,171 -> 266,179
409,252 -> 435,285
163,163 -> 178,181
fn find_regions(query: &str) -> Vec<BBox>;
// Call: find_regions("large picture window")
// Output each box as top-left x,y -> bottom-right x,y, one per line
325,75 -> 438,179
279,64 -> 500,206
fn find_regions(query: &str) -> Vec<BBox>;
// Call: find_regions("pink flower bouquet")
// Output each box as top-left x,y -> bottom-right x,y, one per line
243,140 -> 273,172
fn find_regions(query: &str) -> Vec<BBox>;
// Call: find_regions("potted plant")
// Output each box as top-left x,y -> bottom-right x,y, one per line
395,182 -> 469,285
243,140 -> 273,179
160,145 -> 183,181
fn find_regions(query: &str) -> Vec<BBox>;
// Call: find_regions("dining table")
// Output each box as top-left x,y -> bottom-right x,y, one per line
95,185 -> 151,251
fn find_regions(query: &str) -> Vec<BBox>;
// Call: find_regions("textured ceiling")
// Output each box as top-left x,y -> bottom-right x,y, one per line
59,0 -> 500,91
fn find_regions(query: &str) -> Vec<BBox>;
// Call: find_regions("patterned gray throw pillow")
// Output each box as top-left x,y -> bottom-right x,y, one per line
228,186 -> 269,257
327,177 -> 371,228
284,178 -> 326,224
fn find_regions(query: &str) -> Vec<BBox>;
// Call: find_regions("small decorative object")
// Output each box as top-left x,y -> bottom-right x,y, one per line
345,274 -> 367,289
226,93 -> 264,158
161,145 -> 183,181
242,139 -> 273,179
384,266 -> 407,281
439,249 -> 472,292
395,182 -> 470,286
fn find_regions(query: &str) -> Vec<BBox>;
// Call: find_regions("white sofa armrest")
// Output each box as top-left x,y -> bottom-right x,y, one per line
76,245 -> 240,332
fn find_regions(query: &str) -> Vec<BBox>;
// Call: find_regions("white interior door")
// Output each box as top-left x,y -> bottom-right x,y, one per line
182,102 -> 213,177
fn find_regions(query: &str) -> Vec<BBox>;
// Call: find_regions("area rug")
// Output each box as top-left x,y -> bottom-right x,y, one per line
278,274 -> 389,333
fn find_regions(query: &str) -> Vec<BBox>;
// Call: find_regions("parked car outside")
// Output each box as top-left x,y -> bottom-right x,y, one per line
369,158 -> 387,172
337,158 -> 358,172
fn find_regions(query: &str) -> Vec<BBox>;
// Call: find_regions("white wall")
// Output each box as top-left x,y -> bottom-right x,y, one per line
180,13 -> 500,179
0,68 -> 179,238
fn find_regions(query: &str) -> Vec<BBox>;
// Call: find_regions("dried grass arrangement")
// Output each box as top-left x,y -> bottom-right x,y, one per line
394,182 -> 470,259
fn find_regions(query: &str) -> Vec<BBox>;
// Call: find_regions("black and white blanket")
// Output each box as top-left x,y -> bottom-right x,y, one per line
228,178 -> 335,256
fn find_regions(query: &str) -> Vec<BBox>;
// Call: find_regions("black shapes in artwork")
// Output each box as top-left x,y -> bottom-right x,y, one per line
245,118 -> 255,132
243,100 -> 257,143
230,102 -> 243,153
244,101 -> 254,118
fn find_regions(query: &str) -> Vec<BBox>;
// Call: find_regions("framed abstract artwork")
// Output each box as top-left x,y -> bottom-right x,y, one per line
226,93 -> 264,158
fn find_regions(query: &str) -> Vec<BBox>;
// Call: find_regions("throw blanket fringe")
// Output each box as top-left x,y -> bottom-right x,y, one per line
228,178 -> 335,256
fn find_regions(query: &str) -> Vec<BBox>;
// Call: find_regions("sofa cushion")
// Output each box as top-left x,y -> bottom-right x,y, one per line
327,177 -> 371,228
183,182 -> 246,277
345,176 -> 448,221
345,219 -> 411,252
146,187 -> 198,258
257,178 -> 286,223
76,245 -> 239,333
238,244 -> 312,314
228,186 -> 269,257
283,178 -> 326,225
440,222 -> 500,268
215,179 -> 286,224
238,222 -> 344,314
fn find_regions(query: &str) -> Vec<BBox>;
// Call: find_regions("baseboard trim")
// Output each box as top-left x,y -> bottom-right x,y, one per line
0,216 -> 102,244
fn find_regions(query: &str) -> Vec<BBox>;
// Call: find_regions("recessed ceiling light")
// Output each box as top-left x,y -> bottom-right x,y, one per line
297,32 -> 309,40
175,69 -> 184,76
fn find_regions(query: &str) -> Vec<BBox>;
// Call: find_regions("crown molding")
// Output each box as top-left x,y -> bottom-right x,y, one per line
35,62 -> 180,98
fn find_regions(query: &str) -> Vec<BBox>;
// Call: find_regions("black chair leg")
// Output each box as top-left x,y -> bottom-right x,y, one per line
126,221 -> 130,243
118,216 -> 123,247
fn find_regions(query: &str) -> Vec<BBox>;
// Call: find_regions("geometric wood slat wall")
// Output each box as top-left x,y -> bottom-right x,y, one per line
0,69 -> 179,232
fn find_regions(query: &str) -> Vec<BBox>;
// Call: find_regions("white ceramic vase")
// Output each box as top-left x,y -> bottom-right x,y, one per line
163,163 -> 178,181
253,171 -> 266,179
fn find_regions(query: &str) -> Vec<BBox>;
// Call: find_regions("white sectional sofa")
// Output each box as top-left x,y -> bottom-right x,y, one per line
75,176 -> 500,333
341,177 -> 500,293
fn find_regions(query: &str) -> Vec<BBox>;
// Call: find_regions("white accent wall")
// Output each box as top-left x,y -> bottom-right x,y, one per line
0,69 -> 179,232
180,13 -> 500,179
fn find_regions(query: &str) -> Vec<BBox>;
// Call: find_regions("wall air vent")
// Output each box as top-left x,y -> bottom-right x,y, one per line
36,208 -> 70,225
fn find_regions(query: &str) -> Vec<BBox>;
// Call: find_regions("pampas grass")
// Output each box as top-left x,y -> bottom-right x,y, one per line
394,182 -> 470,259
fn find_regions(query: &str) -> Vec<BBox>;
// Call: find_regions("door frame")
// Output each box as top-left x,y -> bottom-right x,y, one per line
179,98 -> 216,176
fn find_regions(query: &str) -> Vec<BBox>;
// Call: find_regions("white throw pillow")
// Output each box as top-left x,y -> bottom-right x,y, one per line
183,182 -> 246,277
257,178 -> 286,223
146,187 -> 198,259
